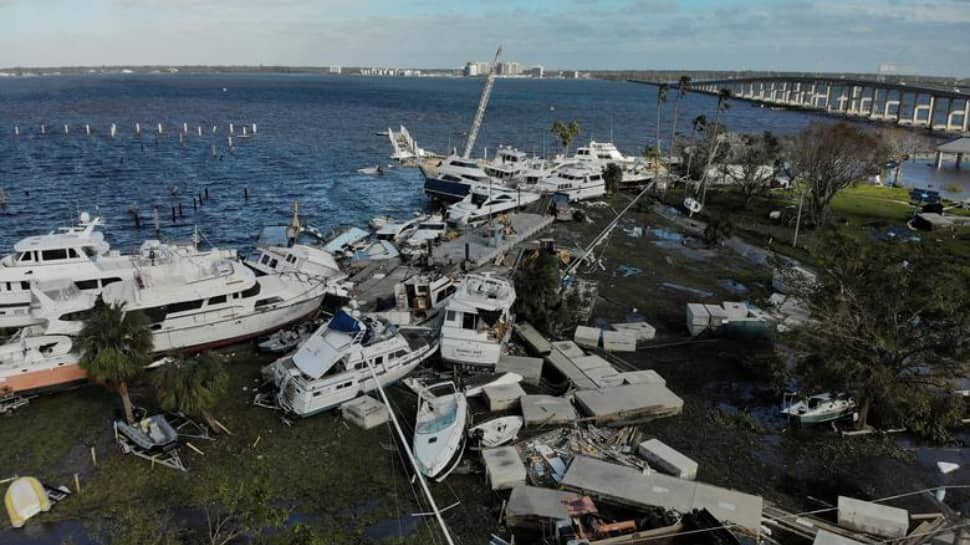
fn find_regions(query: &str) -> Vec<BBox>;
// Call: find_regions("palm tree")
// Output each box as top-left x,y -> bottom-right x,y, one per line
655,83 -> 668,156
78,301 -> 154,423
669,75 -> 691,156
551,120 -> 581,155
699,88 -> 732,203
152,352 -> 228,431
684,114 -> 707,182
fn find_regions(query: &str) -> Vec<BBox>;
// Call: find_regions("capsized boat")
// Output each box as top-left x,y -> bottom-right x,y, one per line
4,477 -> 51,528
468,416 -> 523,448
261,309 -> 438,418
412,381 -> 468,481
781,393 -> 856,424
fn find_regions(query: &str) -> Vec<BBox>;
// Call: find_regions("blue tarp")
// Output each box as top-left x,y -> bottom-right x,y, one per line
329,310 -> 362,334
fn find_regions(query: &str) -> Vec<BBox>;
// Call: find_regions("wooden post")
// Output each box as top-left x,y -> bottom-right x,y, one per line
74,473 -> 80,494
90,446 -> 97,467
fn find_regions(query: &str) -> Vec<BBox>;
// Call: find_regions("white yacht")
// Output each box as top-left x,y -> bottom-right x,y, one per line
412,381 -> 468,481
375,216 -> 423,244
421,155 -> 497,203
781,393 -> 857,425
446,186 -> 541,226
535,164 -> 607,201
439,273 -> 515,368
0,213 -> 233,329
94,252 -> 329,353
261,309 -> 438,418
483,146 -> 530,183
571,141 -> 656,186
399,215 -> 447,258
245,226 -> 348,288
0,329 -> 82,395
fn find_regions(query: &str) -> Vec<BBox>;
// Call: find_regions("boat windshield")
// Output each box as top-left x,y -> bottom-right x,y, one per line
416,399 -> 458,434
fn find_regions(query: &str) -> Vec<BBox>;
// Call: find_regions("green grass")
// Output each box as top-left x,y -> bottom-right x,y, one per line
0,351 -> 494,544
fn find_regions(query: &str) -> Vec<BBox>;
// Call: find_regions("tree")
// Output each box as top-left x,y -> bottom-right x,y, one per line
702,215 -> 735,247
725,131 -> 781,209
681,114 -> 708,181
603,163 -> 623,193
152,352 -> 229,431
101,507 -> 184,545
513,250 -> 588,337
551,120 -> 581,155
655,83 -> 668,156
788,123 -> 887,226
78,301 -> 154,423
698,88 -> 732,204
878,127 -> 932,185
206,479 -> 288,545
669,75 -> 691,156
784,231 -> 970,438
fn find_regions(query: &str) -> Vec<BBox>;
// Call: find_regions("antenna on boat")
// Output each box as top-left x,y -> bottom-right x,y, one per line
365,363 -> 457,545
287,200 -> 301,242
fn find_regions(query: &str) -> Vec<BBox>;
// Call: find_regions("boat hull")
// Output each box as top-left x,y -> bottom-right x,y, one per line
423,177 -> 470,203
0,360 -> 87,395
441,338 -> 503,369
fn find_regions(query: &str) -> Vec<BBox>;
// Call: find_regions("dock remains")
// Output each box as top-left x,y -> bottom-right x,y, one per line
431,213 -> 553,268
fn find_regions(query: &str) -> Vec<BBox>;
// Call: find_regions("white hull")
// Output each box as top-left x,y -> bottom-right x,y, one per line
551,182 -> 606,201
440,337 -> 503,367
151,286 -> 327,353
280,341 -> 436,417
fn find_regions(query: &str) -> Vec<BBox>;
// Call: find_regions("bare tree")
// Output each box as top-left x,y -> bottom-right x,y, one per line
726,131 -> 781,209
878,127 -> 933,185
788,123 -> 886,226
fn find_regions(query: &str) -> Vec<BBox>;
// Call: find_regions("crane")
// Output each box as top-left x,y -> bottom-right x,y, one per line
462,45 -> 502,159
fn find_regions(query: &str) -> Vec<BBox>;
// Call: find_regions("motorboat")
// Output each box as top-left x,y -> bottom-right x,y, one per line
399,215 -> 447,257
357,165 -> 385,175
351,240 -> 400,262
113,414 -> 179,454
439,273 -> 515,368
246,226 -> 348,288
260,309 -> 438,418
446,186 -> 541,226
781,393 -> 856,425
0,212 -> 233,329
0,330 -> 83,395
375,216 -> 424,244
571,141 -> 657,186
421,155 -> 497,203
483,146 -> 531,183
372,273 -> 457,326
94,252 -> 330,353
468,416 -> 523,448
412,381 -> 468,481
535,165 -> 606,201
257,322 -> 315,353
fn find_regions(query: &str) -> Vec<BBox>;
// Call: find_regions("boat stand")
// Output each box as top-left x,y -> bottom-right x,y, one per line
165,412 -> 213,441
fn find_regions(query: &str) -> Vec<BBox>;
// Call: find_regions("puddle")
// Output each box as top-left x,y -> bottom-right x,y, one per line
660,282 -> 713,298
363,516 -> 419,540
0,519 -> 94,545
650,228 -> 684,241
336,497 -> 381,517
718,279 -> 749,294
616,265 -> 642,278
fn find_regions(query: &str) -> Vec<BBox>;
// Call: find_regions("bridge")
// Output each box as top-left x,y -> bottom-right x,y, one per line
657,76 -> 970,133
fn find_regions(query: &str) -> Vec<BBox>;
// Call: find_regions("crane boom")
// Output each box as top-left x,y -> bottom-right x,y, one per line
462,46 -> 502,159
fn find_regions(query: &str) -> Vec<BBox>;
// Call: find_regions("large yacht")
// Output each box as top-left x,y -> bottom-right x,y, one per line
261,309 -> 438,417
95,253 -> 329,353
535,164 -> 607,201
483,146 -> 531,183
571,141 -> 656,186
439,273 -> 515,368
446,185 -> 541,226
0,213 -> 233,329
421,155 -> 497,203
0,328 -> 83,395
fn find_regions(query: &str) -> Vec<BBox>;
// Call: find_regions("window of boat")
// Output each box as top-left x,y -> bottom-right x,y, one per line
446,310 -> 456,323
462,312 -> 478,330
577,150 -> 589,156
590,174 -> 602,181
255,296 -> 283,308
442,174 -> 462,182
74,279 -> 100,291
59,309 -> 95,322
167,299 -> 204,314
471,193 -> 488,206
393,350 -> 407,359
2,282 -> 8,291
286,255 -> 297,264
101,277 -> 122,287
20,281 -> 29,290
336,381 -> 353,390
208,295 -> 227,305
260,254 -> 270,265
81,246 -> 97,257
142,306 -> 167,325
68,248 -> 80,258
41,249 -> 69,261
436,286 -> 456,305
18,252 -> 33,262
241,282 -> 262,298
454,160 -> 477,168
269,258 -> 278,268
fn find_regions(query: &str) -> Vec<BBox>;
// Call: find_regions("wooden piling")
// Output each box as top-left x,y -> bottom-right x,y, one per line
244,186 -> 249,200
205,187 -> 209,200
171,206 -> 176,223
178,202 -> 184,217
74,473 -> 80,494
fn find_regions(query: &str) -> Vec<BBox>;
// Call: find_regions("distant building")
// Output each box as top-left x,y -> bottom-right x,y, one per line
464,62 -> 480,77
530,65 -> 543,79
329,65 -> 342,74
878,63 -> 898,75
495,61 -> 523,76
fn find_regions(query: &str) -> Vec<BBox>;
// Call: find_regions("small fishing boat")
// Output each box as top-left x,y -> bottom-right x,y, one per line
114,414 -> 179,453
468,416 -> 523,448
412,381 -> 468,481
781,393 -> 856,425
357,166 -> 385,175
257,322 -> 313,353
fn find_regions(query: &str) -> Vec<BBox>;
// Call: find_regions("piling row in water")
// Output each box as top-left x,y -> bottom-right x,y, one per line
10,123 -> 257,137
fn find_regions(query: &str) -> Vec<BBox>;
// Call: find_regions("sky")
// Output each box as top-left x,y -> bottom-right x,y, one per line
1,0 -> 968,76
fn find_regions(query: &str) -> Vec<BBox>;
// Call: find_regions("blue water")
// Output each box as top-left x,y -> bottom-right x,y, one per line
0,74 -> 833,253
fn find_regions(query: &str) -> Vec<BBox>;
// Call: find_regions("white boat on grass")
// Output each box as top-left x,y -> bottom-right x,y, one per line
412,381 -> 468,481
440,273 -> 515,369
260,309 -> 438,418
781,393 -> 856,425
446,186 -> 540,226
468,416 -> 523,448
535,165 -> 606,202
